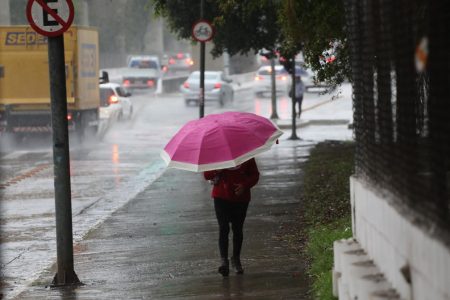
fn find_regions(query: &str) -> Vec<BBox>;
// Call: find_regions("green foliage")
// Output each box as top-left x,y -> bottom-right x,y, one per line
152,0 -> 351,85
152,0 -> 282,57
301,141 -> 355,299
303,141 -> 355,226
279,0 -> 351,86
307,218 -> 352,300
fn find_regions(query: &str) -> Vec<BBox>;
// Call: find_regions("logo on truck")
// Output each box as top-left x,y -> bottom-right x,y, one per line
5,32 -> 48,45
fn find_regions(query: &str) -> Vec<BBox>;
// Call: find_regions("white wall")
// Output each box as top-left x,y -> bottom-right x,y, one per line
344,176 -> 450,300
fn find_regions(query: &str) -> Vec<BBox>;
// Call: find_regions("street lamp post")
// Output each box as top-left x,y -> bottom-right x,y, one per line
199,0 -> 205,118
270,57 -> 279,120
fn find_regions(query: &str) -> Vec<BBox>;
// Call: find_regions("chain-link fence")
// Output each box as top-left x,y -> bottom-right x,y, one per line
344,0 -> 449,240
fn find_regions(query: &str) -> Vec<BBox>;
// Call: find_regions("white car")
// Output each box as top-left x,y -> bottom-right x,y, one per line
99,83 -> 133,122
253,65 -> 292,97
180,71 -> 234,106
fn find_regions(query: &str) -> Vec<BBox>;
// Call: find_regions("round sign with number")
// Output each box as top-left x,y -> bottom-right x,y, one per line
26,0 -> 74,37
192,20 -> 214,42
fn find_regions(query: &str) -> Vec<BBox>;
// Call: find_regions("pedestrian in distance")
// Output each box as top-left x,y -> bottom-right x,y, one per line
203,158 -> 260,277
290,75 -> 305,119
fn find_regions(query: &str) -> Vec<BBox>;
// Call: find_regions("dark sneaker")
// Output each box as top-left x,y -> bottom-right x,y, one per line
218,258 -> 229,277
231,256 -> 244,274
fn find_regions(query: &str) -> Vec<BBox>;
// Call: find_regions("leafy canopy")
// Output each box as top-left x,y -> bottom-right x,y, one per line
152,0 -> 350,85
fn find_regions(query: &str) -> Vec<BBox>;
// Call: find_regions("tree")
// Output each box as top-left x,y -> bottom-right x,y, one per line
152,0 -> 283,57
152,0 -> 350,86
278,0 -> 351,85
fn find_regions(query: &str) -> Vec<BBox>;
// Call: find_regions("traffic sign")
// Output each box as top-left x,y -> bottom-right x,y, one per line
192,20 -> 214,42
26,0 -> 74,37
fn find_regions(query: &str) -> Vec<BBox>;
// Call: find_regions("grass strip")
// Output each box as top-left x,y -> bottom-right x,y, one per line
302,141 -> 355,300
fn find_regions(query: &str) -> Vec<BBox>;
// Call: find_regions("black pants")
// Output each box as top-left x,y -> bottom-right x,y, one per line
214,198 -> 249,259
296,96 -> 303,118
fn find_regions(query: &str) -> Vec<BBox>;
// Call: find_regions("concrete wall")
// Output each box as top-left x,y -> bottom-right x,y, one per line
334,176 -> 450,300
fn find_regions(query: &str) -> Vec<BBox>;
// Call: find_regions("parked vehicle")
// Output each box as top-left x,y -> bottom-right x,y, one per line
253,65 -> 291,97
0,26 -> 100,140
180,71 -> 234,106
99,83 -> 133,121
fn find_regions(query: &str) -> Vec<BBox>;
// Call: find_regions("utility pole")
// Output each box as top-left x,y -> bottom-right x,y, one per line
48,34 -> 81,287
199,0 -> 205,118
269,57 -> 279,120
26,0 -> 80,286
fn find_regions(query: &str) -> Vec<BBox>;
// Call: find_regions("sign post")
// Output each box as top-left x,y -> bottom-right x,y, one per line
26,0 -> 80,286
192,16 -> 214,119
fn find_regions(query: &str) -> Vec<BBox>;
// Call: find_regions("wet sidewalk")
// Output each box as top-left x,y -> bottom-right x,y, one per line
16,139 -> 315,299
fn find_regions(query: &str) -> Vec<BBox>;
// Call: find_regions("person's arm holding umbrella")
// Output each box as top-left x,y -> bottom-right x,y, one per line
234,158 -> 259,196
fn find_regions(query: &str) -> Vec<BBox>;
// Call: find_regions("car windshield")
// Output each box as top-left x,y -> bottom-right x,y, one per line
130,60 -> 158,69
115,87 -> 128,97
99,88 -> 114,106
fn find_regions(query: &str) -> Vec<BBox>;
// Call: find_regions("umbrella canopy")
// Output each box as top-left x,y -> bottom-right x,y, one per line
161,111 -> 283,172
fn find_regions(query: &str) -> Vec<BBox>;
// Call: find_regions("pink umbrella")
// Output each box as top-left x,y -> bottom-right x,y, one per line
161,111 -> 283,172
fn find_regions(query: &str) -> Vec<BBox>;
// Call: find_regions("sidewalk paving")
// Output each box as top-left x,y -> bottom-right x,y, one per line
16,139 -> 314,300
13,82 -> 353,299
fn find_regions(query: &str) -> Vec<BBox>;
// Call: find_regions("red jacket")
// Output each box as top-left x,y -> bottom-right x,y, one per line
203,158 -> 260,202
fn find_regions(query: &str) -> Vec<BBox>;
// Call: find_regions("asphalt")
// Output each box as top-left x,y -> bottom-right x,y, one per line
16,138 -> 315,300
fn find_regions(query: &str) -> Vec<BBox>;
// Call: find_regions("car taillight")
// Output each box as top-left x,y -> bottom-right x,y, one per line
186,58 -> 194,65
183,82 -> 190,89
169,58 -> 175,65
177,53 -> 184,59
162,66 -> 168,72
123,79 -> 130,87
278,75 -> 287,81
214,82 -> 221,89
147,80 -> 155,87
108,95 -> 119,105
255,75 -> 262,81
67,113 -> 73,121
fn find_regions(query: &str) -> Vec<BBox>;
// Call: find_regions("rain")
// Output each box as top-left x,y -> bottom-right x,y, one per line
0,1 -> 355,299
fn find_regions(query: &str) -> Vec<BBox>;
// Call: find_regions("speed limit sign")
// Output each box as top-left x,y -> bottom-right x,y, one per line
192,20 -> 214,42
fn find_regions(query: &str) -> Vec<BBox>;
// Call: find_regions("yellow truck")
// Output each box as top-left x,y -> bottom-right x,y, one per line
0,26 -> 100,139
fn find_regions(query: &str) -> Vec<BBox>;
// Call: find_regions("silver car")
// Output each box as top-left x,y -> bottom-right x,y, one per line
180,71 -> 234,106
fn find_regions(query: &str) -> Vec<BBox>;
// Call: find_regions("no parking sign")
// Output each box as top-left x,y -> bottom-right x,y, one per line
26,0 -> 74,37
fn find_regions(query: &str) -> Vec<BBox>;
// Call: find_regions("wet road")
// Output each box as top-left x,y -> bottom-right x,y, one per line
0,83 -> 351,299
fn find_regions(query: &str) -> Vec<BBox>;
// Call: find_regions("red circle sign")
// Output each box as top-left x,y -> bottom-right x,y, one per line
192,20 -> 214,42
26,0 -> 74,37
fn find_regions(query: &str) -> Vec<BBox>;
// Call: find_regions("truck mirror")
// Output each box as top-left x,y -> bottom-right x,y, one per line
99,70 -> 109,84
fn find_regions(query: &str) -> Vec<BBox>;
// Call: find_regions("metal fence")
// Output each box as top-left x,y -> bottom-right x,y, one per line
344,0 -> 449,239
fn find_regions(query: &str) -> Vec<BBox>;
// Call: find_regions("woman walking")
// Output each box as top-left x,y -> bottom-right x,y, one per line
204,158 -> 260,277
